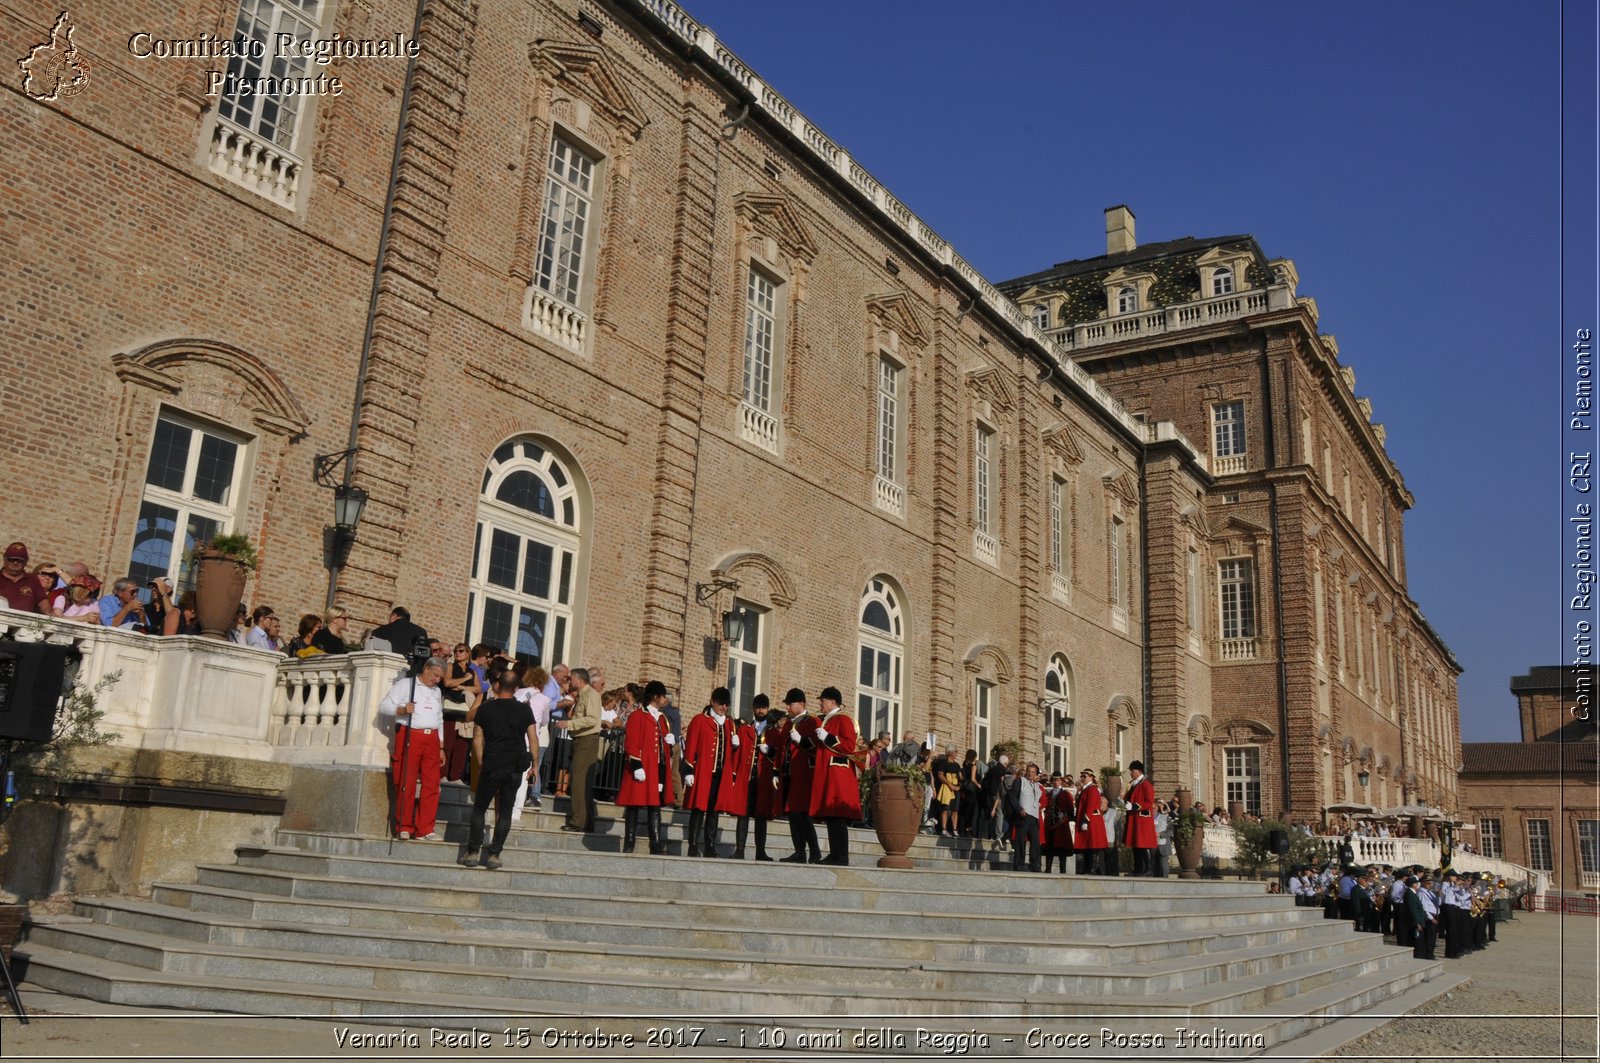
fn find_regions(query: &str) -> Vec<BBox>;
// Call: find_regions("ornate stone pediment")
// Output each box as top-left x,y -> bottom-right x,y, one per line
1042,421 -> 1086,466
529,40 -> 646,138
865,291 -> 929,350
1102,471 -> 1139,508
112,338 -> 310,437
733,192 -> 817,265
963,643 -> 1014,682
965,364 -> 1015,416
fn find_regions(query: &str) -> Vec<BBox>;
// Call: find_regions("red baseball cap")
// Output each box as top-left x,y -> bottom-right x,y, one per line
3,542 -> 27,562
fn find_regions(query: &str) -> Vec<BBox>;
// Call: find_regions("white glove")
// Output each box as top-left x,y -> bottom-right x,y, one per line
732,735 -> 741,748
663,733 -> 676,746
758,743 -> 770,755
685,774 -> 695,789
633,768 -> 646,782
789,729 -> 802,744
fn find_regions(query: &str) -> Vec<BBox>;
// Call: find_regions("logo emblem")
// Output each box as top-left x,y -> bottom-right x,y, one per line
19,11 -> 91,102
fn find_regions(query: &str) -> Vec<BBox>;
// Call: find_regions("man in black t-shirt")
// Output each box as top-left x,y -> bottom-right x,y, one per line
460,672 -> 538,870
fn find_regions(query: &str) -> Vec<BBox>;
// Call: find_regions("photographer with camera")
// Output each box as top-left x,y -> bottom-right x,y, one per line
378,643 -> 447,840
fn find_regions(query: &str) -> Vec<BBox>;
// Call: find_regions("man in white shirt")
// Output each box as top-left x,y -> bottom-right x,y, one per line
379,656 -> 447,840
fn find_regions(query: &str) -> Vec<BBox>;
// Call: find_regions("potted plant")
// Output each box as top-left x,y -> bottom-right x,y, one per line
866,763 -> 927,869
1100,764 -> 1123,801
1172,808 -> 1207,879
190,533 -> 258,639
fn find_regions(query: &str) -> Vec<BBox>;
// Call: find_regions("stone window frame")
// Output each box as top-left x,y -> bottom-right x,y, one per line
1211,400 -> 1247,461
521,124 -> 609,358
857,576 -> 908,744
1042,654 -> 1074,780
1224,744 -> 1263,816
1525,817 -> 1554,872
1211,265 -> 1235,296
1217,555 -> 1258,644
129,407 -> 254,593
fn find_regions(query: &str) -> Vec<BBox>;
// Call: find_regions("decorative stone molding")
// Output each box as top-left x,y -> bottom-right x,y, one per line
1107,695 -> 1139,729
1102,471 -> 1139,509
965,365 -> 1016,417
1186,714 -> 1213,743
962,643 -> 1014,683
112,339 -> 311,438
865,290 -> 930,351
528,39 -> 647,139
733,192 -> 817,266
1042,421 -> 1085,467
711,551 -> 797,608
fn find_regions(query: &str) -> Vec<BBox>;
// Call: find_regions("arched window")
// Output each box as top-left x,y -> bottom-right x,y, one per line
469,438 -> 585,665
1212,266 -> 1234,296
1042,654 -> 1074,778
857,577 -> 905,741
1117,286 -> 1138,314
1031,303 -> 1050,330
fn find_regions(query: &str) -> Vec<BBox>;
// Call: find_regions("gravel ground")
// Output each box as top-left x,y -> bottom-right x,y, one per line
1324,910 -> 1600,1062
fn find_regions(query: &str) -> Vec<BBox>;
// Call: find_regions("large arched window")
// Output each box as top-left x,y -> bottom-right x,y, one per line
856,577 -> 905,741
1042,654 -> 1074,778
468,438 -> 585,665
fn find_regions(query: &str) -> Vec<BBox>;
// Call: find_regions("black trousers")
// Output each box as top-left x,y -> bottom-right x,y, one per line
1011,816 -> 1040,871
1443,905 -> 1467,958
1413,917 -> 1438,960
1394,901 -> 1414,946
788,811 -> 820,860
469,766 -> 524,856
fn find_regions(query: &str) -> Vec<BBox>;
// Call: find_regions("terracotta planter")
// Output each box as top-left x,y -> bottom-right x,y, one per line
0,904 -> 24,966
1175,823 -> 1205,880
1175,787 -> 1193,814
1103,774 -> 1123,801
194,552 -> 249,639
871,775 -> 921,869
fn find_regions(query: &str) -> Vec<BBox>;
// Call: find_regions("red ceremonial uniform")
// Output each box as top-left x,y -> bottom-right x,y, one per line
754,718 -> 786,818
681,710 -> 740,813
808,710 -> 862,820
616,708 -> 675,807
1046,788 -> 1076,851
723,721 -> 757,817
1076,782 -> 1109,849
783,713 -> 819,816
1123,775 -> 1158,848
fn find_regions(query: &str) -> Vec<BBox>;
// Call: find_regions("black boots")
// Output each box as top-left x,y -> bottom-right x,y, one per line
733,816 -> 749,859
686,810 -> 705,858
622,807 -> 638,854
646,807 -> 665,855
702,811 -> 720,857
754,817 -> 773,861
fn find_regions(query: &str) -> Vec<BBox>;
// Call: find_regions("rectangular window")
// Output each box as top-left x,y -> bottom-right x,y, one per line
725,599 -> 765,718
1212,401 -> 1246,457
130,412 -> 248,592
1049,477 -> 1065,578
216,0 -> 322,152
1580,820 -> 1600,875
534,135 -> 597,309
1186,548 -> 1201,631
974,426 -> 994,536
1218,559 -> 1256,640
973,679 -> 992,761
1225,746 -> 1262,816
742,268 -> 778,413
1527,819 -> 1553,872
1479,817 -> 1503,860
876,357 -> 902,482
1110,516 -> 1124,609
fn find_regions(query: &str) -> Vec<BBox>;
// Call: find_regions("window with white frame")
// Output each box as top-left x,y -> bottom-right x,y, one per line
1211,266 -> 1234,296
1479,817 -> 1503,859
129,412 -> 249,592
468,439 -> 584,667
973,679 -> 993,761
1218,558 -> 1256,641
1049,476 -> 1069,593
1186,548 -> 1201,632
856,579 -> 904,743
216,0 -> 322,154
1114,724 -> 1127,771
876,356 -> 903,484
725,598 -> 766,718
1031,303 -> 1050,330
1212,401 -> 1246,463
534,136 -> 598,309
1117,286 -> 1138,314
742,268 -> 778,412
974,425 -> 994,536
1526,819 -> 1553,872
1580,820 -> 1600,877
1110,516 -> 1125,610
1225,745 -> 1262,815
1042,655 -> 1073,779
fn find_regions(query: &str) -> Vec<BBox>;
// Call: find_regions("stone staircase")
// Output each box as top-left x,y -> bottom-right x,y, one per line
15,785 -> 1446,1055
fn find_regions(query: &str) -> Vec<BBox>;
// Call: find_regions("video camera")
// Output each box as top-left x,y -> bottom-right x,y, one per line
408,635 -> 434,676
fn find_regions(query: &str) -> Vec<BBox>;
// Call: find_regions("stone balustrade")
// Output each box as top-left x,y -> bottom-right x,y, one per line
738,400 -> 779,453
523,285 -> 588,353
1052,287 -> 1294,355
873,474 -> 905,517
208,120 -> 301,208
270,652 -> 408,769
1219,637 -> 1258,661
973,530 -> 998,566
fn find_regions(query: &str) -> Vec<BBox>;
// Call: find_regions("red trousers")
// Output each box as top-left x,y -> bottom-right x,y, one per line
391,726 -> 442,836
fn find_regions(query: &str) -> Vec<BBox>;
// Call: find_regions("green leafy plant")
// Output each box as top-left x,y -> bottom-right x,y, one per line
194,532 -> 258,571
990,738 -> 1024,765
1232,817 -> 1323,879
1100,764 -> 1122,778
864,761 -> 928,808
1172,808 -> 1207,846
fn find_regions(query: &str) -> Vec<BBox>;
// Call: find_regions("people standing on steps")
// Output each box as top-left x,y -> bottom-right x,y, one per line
732,693 -> 776,861
616,680 -> 675,854
459,671 -> 537,871
808,686 -> 861,866
561,667 -> 603,834
681,687 -> 741,857
774,688 -> 822,864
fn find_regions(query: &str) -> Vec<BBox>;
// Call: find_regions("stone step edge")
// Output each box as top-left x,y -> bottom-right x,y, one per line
75,893 -> 1350,963
228,846 -> 1266,904
37,911 -> 1387,987
15,940 -> 1439,1039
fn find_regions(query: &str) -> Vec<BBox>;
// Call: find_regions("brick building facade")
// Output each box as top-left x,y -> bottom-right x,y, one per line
2,0 -> 1458,816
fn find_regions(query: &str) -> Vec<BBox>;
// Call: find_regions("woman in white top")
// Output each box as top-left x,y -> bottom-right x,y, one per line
512,665 -> 553,817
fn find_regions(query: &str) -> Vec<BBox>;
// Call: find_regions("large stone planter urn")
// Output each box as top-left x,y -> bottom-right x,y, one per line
1175,820 -> 1205,880
1102,772 -> 1123,802
871,775 -> 921,869
194,552 -> 248,638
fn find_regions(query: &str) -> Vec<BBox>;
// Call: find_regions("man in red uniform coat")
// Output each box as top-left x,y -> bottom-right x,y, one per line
732,693 -> 773,860
681,687 -> 740,857
617,680 -> 676,854
1123,759 -> 1159,876
779,687 -> 822,864
809,686 -> 861,865
1076,768 -> 1110,875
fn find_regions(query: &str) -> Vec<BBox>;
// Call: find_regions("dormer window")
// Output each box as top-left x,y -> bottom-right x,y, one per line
1212,266 -> 1234,296
1117,287 -> 1138,314
1031,303 -> 1050,330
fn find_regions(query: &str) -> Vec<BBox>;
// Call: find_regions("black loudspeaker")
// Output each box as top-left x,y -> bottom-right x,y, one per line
0,640 -> 69,743
1269,829 -> 1291,855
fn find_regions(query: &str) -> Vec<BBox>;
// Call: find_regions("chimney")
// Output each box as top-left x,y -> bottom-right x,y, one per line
1105,205 -> 1136,255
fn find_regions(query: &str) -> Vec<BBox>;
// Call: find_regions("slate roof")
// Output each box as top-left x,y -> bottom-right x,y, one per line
995,234 -> 1268,292
1510,666 -> 1588,695
1459,739 -> 1600,776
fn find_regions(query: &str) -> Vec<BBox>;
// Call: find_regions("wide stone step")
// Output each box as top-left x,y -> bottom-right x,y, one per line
18,918 -> 1417,1017
55,901 -> 1382,999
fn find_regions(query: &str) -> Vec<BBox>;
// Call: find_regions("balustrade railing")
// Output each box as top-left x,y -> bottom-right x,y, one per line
1219,637 -> 1258,661
1212,453 -> 1248,476
524,286 -> 588,352
738,400 -> 779,453
874,474 -> 905,517
973,530 -> 998,566
209,120 -> 301,208
270,651 -> 408,767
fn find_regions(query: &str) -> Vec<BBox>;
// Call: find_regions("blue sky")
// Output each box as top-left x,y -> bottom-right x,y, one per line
675,0 -> 1575,741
